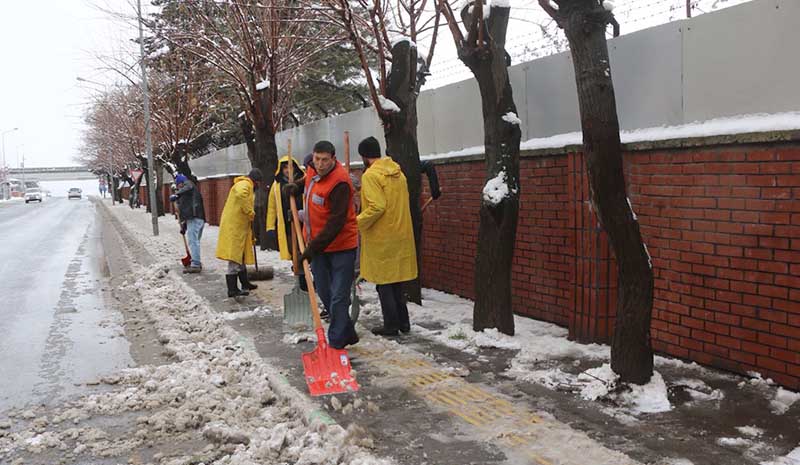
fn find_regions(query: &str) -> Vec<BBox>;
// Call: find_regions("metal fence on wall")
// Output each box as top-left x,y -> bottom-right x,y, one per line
191,0 -> 798,178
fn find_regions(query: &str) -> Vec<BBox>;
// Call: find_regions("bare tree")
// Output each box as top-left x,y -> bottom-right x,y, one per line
322,0 -> 443,303
158,0 -> 347,245
539,0 -> 653,384
438,0 -> 520,336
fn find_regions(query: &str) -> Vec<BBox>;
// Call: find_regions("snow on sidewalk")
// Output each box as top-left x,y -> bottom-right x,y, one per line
1,200 -> 392,465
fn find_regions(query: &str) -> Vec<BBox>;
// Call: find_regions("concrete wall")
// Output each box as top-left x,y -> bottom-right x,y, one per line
190,0 -> 799,174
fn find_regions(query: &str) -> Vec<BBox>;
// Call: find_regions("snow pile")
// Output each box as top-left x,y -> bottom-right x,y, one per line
378,95 -> 401,113
501,111 -> 521,125
256,79 -> 270,91
576,364 -> 671,414
482,170 -> 509,205
770,387 -> 800,415
737,426 -> 765,438
674,378 -> 725,403
603,1 -> 615,11
0,263 -> 390,465
761,446 -> 800,465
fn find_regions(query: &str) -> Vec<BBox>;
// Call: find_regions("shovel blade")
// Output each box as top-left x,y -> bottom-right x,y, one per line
302,329 -> 359,396
181,255 -> 192,267
283,282 -> 313,328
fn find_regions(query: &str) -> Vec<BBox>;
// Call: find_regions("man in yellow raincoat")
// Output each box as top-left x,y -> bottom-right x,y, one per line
266,156 -> 306,289
216,168 -> 263,298
356,137 -> 418,336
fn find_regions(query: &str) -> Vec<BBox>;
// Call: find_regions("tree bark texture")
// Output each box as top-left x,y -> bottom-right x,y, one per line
560,0 -> 654,384
383,40 -> 424,305
248,90 -> 279,250
457,5 -> 521,336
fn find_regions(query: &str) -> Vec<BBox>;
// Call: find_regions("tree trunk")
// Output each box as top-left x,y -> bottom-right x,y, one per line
155,161 -> 165,216
383,40 -> 424,305
249,90 -> 279,250
458,5 -> 521,336
561,0 -> 654,384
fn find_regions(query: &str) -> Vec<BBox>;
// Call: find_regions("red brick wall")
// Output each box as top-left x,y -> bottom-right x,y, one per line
420,141 -> 800,389
628,145 -> 800,388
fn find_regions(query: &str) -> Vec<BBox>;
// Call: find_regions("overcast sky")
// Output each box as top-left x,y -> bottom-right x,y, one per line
0,0 -> 751,169
0,0 -> 140,168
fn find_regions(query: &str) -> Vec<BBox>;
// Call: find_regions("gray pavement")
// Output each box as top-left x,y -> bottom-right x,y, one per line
0,198 -> 132,413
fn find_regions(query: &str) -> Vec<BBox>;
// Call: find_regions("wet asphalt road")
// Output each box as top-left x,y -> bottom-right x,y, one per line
0,197 -> 132,413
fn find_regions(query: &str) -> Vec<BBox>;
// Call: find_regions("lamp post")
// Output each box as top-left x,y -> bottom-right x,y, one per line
137,0 -> 158,236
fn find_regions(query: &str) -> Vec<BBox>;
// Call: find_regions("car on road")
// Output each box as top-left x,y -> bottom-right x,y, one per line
68,188 -> 82,200
24,188 -> 43,203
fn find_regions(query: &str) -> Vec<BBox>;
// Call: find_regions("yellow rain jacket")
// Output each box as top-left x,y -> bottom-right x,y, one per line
215,176 -> 256,265
266,156 -> 304,261
357,157 -> 418,284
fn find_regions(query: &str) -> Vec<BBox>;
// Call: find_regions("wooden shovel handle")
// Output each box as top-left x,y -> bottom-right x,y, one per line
287,139 -> 323,332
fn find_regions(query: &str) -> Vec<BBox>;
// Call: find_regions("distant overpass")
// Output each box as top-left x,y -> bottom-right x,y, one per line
7,166 -> 97,181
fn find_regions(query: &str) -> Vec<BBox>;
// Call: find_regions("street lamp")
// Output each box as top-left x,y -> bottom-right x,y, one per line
137,0 -> 158,236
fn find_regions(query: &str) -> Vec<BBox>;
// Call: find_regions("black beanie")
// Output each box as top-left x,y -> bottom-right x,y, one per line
358,137 -> 382,159
248,168 -> 264,182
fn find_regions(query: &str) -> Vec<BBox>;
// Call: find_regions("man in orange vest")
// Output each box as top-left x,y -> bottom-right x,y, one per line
285,140 -> 359,349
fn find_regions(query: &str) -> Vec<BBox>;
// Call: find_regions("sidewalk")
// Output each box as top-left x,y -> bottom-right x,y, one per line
103,199 -> 800,465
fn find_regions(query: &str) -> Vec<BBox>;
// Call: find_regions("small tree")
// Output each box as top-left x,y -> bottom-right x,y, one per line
158,0 -> 347,244
539,0 -> 653,384
439,0 -> 521,335
323,0 -> 443,303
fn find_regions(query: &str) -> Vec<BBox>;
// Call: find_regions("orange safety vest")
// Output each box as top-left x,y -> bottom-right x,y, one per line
304,162 -> 358,253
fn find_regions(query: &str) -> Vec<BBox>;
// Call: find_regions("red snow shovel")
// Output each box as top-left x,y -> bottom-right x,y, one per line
174,202 -> 192,267
287,139 -> 359,396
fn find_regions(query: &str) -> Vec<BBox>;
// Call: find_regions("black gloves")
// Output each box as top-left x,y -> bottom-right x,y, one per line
300,247 -> 315,264
179,221 -> 187,235
282,182 -> 300,196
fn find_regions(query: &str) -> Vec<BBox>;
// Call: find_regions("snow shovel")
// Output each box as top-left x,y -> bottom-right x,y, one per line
289,138 -> 359,396
174,202 -> 192,267
283,221 -> 313,328
247,243 -> 274,281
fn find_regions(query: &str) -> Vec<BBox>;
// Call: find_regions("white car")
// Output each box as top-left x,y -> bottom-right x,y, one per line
68,188 -> 82,200
25,188 -> 43,203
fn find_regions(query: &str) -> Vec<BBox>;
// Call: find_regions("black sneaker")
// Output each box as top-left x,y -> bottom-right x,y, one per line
371,326 -> 399,336
399,325 -> 410,334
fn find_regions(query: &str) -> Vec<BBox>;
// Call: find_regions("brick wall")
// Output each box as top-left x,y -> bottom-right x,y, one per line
179,135 -> 800,388
420,137 -> 800,389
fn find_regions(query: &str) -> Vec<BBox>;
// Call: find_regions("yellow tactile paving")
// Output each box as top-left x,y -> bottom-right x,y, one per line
350,342 -> 560,464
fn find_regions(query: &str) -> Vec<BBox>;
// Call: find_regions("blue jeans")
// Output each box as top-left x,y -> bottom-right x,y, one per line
186,218 -> 205,267
311,249 -> 357,348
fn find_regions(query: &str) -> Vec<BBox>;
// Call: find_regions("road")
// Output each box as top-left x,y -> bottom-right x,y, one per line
0,197 -> 132,413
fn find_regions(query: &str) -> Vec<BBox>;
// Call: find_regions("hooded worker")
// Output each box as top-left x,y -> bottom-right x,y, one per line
356,137 -> 418,336
266,156 -> 307,287
216,168 -> 263,298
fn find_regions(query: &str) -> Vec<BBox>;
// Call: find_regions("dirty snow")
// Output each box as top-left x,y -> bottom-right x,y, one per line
737,426 -> 766,438
761,446 -> 800,465
482,170 -> 509,205
770,387 -> 800,415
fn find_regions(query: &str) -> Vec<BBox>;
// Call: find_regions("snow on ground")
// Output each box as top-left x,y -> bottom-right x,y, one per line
761,446 -> 800,465
770,388 -> 800,415
4,200 -> 391,464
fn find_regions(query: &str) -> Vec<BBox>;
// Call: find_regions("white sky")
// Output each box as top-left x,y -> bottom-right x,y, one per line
0,0 -> 140,168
